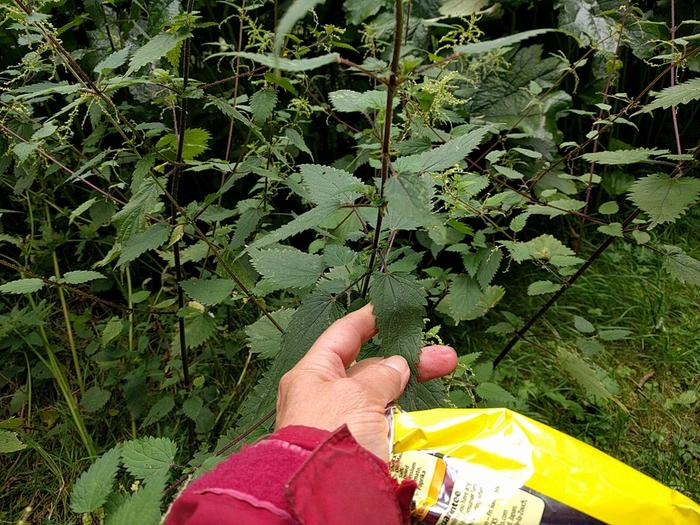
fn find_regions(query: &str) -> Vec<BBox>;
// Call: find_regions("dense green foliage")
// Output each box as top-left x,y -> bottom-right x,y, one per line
1,0 -> 699,522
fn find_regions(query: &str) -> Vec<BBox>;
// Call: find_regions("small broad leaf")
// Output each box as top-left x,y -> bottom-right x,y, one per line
393,126 -> 491,174
70,446 -> 121,513
80,387 -> 111,413
120,437 -> 176,483
181,278 -> 236,305
0,430 -> 27,454
127,32 -> 186,74
597,222 -> 623,237
62,271 -> 107,285
574,315 -> 595,334
250,90 -> 277,123
662,245 -> 700,286
528,280 -> 562,295
598,329 -> 632,341
142,395 -> 175,428
440,0 -> 491,16
628,173 -> 700,226
476,248 -> 502,289
117,223 -> 170,267
285,128 -> 312,157
250,247 -> 325,292
69,198 -> 97,224
229,51 -> 339,72
328,89 -> 392,113
598,201 -> 619,214
631,230 -> 651,244
640,77 -> 700,112
0,278 -> 45,295
245,308 -> 296,359
581,148 -> 668,165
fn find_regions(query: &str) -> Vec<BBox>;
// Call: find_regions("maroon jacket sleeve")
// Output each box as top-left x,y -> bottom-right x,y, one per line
165,425 -> 416,525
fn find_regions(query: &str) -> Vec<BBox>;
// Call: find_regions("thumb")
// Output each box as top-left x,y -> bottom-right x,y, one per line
351,356 -> 410,407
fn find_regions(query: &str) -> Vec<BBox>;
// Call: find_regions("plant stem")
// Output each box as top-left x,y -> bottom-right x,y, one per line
170,0 -> 197,389
362,0 -> 404,297
670,0 -> 683,155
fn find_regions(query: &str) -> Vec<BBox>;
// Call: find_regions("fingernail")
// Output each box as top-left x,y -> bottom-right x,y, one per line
383,355 -> 409,382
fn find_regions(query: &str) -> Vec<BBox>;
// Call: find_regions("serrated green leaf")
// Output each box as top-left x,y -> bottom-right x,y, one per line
475,382 -> 517,405
70,447 -> 121,513
527,280 -> 562,295
597,222 -> 623,237
285,128 -> 312,157
156,128 -> 211,161
69,198 -> 97,225
141,395 -> 175,428
80,387 -> 111,413
455,28 -> 555,54
251,203 -> 339,249
0,278 -> 44,295
250,247 -> 325,292
662,245 -> 700,286
245,308 -> 296,359
0,430 -> 27,454
127,32 -> 185,75
120,437 -> 176,483
102,316 -> 123,347
181,278 -> 236,305
476,248 -> 502,289
640,77 -> 700,112
393,126 -> 491,174
509,212 -> 529,232
62,270 -> 107,285
95,47 -> 130,74
437,275 -> 481,323
233,290 -> 344,440
556,347 -> 615,403
492,164 -> 524,180
370,272 -> 445,410
628,174 -> 700,227
385,174 -> 440,230
111,176 -> 163,244
299,164 -> 364,205
250,90 -> 277,123
229,51 -> 339,72
440,0 -> 491,16
105,482 -> 162,525
117,223 -> 169,267
328,89 -> 391,113
581,148 -> 669,165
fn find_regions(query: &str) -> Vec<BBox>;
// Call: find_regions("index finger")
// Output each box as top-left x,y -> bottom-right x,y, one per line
298,304 -> 377,373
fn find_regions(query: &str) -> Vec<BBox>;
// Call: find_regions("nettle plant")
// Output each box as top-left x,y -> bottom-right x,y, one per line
1,0 -> 699,521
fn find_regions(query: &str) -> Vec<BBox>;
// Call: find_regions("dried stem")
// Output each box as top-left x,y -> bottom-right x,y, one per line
670,0 -> 683,156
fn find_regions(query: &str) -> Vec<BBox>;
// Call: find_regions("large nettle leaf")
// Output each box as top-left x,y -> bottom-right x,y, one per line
250,246 -> 325,293
384,174 -> 440,230
627,173 -> 700,227
230,290 -> 344,443
70,447 -> 121,514
299,164 -> 366,204
370,272 -> 447,410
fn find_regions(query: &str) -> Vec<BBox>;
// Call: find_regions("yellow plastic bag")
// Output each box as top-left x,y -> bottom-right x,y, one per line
389,407 -> 700,524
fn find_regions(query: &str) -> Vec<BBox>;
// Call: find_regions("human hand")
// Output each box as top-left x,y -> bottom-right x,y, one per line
275,304 -> 457,460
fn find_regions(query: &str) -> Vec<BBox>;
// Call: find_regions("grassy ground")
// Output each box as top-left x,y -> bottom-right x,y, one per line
452,211 -> 700,502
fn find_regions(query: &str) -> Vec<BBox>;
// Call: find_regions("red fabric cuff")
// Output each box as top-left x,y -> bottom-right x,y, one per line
165,425 -> 416,525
